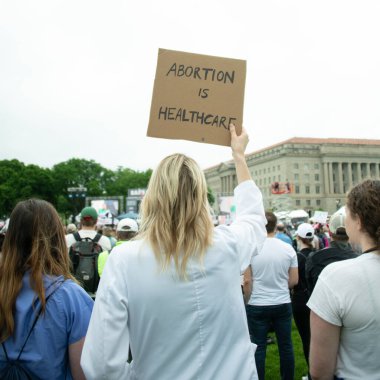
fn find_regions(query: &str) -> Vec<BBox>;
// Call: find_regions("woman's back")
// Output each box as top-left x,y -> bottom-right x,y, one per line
0,273 -> 93,379
82,178 -> 267,379
110,236 -> 256,379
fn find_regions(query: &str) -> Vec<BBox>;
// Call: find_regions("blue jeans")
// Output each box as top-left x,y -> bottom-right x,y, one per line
246,303 -> 295,380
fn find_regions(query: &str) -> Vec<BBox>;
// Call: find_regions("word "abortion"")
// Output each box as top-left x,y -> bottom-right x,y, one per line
166,63 -> 235,84
158,106 -> 237,129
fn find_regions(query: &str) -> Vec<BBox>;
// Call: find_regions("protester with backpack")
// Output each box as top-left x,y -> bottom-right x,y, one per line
0,199 -> 93,379
66,207 -> 111,296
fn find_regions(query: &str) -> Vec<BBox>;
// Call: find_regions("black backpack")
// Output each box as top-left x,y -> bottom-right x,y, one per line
1,281 -> 63,380
69,232 -> 103,294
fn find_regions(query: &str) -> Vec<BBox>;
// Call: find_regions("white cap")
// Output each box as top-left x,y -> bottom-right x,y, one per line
296,223 -> 315,239
116,218 -> 138,232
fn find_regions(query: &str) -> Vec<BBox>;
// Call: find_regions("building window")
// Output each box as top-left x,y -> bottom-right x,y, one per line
273,176 -> 276,182
316,185 -> 320,194
273,166 -> 275,172
295,185 -> 300,193
315,174 -> 320,181
294,163 -> 299,169
306,200 -> 311,206
294,173 -> 299,181
296,200 -> 301,206
278,175 -> 281,181
304,163 -> 309,171
268,167 -> 271,173
316,199 -> 321,206
304,174 -> 310,182
314,163 -> 320,170
305,185 -> 310,194
264,168 -> 266,174
277,165 -> 281,171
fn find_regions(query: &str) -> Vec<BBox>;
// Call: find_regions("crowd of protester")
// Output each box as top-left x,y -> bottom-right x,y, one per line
0,125 -> 379,379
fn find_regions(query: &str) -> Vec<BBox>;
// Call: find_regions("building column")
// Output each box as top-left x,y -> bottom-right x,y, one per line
366,163 -> 370,178
347,163 -> 353,190
337,162 -> 343,194
376,164 -> 380,179
323,162 -> 329,194
328,162 -> 334,194
357,163 -> 361,183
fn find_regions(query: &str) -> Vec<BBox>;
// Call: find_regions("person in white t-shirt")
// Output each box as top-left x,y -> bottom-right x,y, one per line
243,211 -> 298,380
65,207 -> 111,253
308,179 -> 380,379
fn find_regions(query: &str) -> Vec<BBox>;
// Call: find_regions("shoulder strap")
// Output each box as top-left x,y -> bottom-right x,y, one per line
92,233 -> 101,243
73,232 -> 81,242
1,280 -> 64,362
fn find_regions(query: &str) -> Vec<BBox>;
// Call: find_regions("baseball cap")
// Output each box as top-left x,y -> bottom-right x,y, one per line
296,223 -> 315,239
116,218 -> 138,232
80,206 -> 98,221
329,209 -> 347,235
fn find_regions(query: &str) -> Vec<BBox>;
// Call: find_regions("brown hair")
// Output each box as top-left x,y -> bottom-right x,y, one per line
298,236 -> 314,249
265,211 -> 277,233
347,179 -> 380,249
81,218 -> 96,227
0,199 -> 75,342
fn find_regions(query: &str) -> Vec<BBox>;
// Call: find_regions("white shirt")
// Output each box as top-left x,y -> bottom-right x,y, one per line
248,237 -> 298,306
81,180 -> 267,380
65,230 -> 111,252
307,252 -> 380,379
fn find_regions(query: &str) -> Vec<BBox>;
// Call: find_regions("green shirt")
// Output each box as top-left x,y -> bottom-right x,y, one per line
98,241 -> 126,277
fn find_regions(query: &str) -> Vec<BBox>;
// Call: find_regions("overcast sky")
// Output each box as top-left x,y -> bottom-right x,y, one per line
1,0 -> 379,171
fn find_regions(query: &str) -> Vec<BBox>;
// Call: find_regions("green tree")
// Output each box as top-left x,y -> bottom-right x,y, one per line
51,158 -> 113,215
106,167 -> 152,197
207,187 -> 215,206
0,160 -> 55,217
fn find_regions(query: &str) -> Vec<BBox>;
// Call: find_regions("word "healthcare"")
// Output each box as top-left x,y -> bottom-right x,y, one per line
158,106 -> 236,129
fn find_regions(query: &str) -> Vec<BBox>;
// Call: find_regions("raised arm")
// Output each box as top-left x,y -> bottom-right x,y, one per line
218,124 -> 266,272
230,124 -> 251,184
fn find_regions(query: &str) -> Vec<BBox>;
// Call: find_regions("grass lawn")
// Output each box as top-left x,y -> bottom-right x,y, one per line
263,319 -> 308,379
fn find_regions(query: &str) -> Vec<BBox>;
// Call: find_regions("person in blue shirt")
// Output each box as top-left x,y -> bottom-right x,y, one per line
275,222 -> 294,246
0,199 -> 93,379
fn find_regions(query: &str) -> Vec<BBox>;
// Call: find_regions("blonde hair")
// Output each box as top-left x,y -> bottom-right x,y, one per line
138,154 -> 214,278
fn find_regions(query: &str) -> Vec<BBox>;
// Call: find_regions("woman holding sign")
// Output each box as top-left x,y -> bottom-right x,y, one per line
81,124 -> 267,380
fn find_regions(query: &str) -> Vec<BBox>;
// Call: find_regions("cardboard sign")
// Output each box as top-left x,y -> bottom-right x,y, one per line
147,48 -> 246,146
313,211 -> 329,224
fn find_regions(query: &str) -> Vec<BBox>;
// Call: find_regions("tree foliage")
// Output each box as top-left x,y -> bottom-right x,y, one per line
0,158 -> 152,218
0,160 -> 55,218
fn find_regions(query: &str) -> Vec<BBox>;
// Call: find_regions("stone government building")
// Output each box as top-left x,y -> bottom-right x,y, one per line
204,137 -> 380,216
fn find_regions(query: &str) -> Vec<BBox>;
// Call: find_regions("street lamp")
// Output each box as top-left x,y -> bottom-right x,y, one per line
67,186 -> 87,218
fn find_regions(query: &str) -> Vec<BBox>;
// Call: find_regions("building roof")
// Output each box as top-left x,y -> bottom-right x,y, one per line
203,136 -> 380,172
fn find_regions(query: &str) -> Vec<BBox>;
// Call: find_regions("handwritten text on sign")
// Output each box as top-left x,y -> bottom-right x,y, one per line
147,49 -> 246,146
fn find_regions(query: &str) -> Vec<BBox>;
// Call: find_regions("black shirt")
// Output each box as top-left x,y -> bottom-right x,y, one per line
292,247 -> 313,309
305,241 -> 358,294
